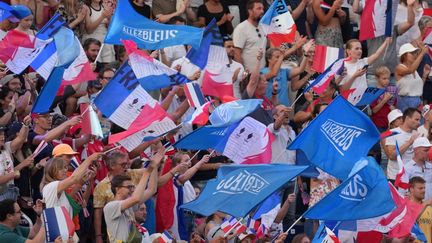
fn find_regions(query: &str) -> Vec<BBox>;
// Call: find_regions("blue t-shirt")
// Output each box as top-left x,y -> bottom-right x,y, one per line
262,67 -> 291,106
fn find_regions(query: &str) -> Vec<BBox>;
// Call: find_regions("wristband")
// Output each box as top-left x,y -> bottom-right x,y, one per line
272,92 -> 278,95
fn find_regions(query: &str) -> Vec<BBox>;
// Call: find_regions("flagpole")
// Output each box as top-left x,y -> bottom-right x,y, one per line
223,217 -> 244,238
361,104 -> 369,112
284,213 -> 304,234
103,145 -> 122,154
94,43 -> 105,64
290,93 -> 304,110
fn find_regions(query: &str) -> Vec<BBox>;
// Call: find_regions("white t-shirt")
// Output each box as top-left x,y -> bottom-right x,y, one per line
0,142 -> 14,191
418,125 -> 428,137
42,181 -> 74,219
385,127 -> 415,180
228,60 -> 244,99
267,123 -> 296,164
339,58 -> 368,93
405,160 -> 432,200
232,20 -> 266,71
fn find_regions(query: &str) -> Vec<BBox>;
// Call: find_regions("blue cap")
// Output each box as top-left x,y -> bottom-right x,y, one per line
11,5 -> 32,20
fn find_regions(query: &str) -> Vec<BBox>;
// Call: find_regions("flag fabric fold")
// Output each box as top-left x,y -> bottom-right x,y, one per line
259,0 -> 297,46
312,45 -> 344,73
288,96 -> 380,179
304,157 -> 395,220
180,164 -> 308,217
394,141 -> 409,189
105,0 -> 203,50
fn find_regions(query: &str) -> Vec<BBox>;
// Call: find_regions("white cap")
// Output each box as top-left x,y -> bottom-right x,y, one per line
423,104 -> 431,118
388,109 -> 403,125
398,43 -> 419,57
413,137 -> 432,149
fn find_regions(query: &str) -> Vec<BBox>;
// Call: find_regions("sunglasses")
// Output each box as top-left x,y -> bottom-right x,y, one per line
256,28 -> 262,38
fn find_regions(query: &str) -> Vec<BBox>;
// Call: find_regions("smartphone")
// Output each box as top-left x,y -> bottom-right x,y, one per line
362,65 -> 369,70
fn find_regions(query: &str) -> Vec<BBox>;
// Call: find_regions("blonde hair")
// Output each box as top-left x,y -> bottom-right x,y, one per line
345,39 -> 361,57
171,151 -> 188,167
40,158 -> 67,191
374,66 -> 391,78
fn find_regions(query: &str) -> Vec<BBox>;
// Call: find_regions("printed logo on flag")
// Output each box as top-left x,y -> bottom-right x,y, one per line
122,26 -> 178,43
339,174 -> 368,201
215,170 -> 269,195
320,119 -> 365,155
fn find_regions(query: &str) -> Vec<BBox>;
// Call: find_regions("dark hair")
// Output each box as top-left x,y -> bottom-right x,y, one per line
83,38 -> 101,51
98,67 -> 116,79
0,199 -> 16,221
111,174 -> 132,195
167,16 -> 186,24
402,108 -> 421,122
0,86 -> 12,101
312,102 -> 329,118
410,176 -> 426,187
292,233 -> 309,243
130,158 -> 144,169
106,150 -> 128,171
247,0 -> 264,10
223,35 -> 233,44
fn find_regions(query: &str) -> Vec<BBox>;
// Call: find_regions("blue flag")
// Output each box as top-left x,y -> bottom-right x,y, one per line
412,223 -> 427,242
180,164 -> 307,217
209,99 -> 262,127
185,19 -> 216,69
288,96 -> 380,179
0,2 -> 19,22
252,191 -> 282,219
105,0 -> 203,50
296,150 -> 320,178
304,157 -> 395,220
36,13 -> 66,40
355,87 -> 385,107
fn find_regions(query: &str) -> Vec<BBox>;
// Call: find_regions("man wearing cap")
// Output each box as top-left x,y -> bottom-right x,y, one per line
418,104 -> 432,137
388,109 -> 404,129
405,137 -> 432,200
386,108 -> 422,182
28,113 -> 82,200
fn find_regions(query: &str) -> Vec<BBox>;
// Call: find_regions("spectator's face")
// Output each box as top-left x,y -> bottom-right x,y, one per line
56,163 -> 69,180
224,40 -> 235,58
255,75 -> 268,96
9,203 -> 22,227
118,180 -> 134,198
273,105 -> 289,124
135,203 -> 147,223
248,3 -> 264,21
7,78 -> 21,92
346,41 -> 362,60
377,73 -> 390,88
405,112 -> 421,130
34,114 -> 53,130
19,15 -> 33,30
0,91 -> 13,108
410,183 -> 425,201
113,156 -> 129,174
101,70 -> 115,86
85,43 -> 101,62
414,146 -> 430,161
268,50 -> 283,65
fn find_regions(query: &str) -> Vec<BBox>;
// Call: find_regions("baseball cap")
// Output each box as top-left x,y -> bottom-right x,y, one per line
413,137 -> 432,149
31,112 -> 51,119
398,43 -> 419,57
387,109 -> 403,125
423,104 -> 431,118
52,144 -> 79,157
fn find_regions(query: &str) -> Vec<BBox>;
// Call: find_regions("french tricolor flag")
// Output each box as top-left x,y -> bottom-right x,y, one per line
394,141 -> 409,189
123,40 -> 184,91
0,29 -> 51,75
312,45 -> 344,73
80,103 -> 103,138
158,230 -> 174,243
43,206 -> 75,242
259,0 -> 296,46
359,0 -> 393,41
221,216 -> 238,234
304,58 -> 344,94
186,101 -> 212,126
184,82 -> 206,108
